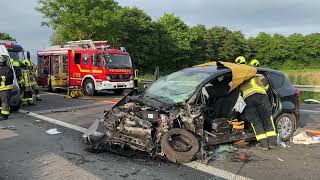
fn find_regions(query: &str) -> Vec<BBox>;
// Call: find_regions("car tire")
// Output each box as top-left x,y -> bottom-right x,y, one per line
83,79 -> 96,96
276,113 -> 296,141
161,128 -> 199,163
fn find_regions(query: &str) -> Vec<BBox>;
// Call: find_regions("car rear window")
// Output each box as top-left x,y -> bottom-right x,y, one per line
268,72 -> 284,89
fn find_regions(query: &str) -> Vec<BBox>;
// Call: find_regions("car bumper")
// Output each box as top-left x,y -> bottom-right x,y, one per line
95,80 -> 134,91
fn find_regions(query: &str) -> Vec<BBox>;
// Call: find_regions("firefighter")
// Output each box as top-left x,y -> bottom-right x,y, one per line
250,59 -> 260,67
21,59 -> 34,105
30,63 -> 41,101
11,59 -> 22,86
235,56 -> 246,64
240,74 -> 277,150
0,56 -> 14,120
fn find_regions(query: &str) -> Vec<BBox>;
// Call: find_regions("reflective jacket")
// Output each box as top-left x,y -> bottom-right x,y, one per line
0,65 -> 14,91
21,69 -> 32,87
240,74 -> 269,99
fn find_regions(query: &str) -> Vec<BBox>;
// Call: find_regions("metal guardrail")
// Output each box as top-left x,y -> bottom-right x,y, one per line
294,85 -> 320,92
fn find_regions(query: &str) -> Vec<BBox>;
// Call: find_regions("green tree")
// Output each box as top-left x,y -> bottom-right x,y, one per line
37,0 -> 119,43
0,33 -> 15,41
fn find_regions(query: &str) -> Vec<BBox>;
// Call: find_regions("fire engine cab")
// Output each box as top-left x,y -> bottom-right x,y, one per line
37,40 -> 135,95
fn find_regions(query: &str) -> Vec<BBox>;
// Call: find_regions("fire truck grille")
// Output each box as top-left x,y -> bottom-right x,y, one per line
109,74 -> 131,81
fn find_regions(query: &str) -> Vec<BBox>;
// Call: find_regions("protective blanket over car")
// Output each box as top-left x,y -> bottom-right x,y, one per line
195,61 -> 257,92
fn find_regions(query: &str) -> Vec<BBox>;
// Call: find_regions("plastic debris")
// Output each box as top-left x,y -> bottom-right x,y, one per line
46,128 -> 62,135
277,157 -> 284,162
276,134 -> 290,148
304,99 -> 320,104
213,145 -> 238,160
292,128 -> 320,144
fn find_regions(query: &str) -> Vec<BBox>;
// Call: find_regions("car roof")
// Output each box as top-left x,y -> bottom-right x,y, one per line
257,67 -> 284,75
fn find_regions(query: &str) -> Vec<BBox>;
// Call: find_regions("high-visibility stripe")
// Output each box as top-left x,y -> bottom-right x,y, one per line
0,85 -> 13,91
251,123 -> 257,135
256,133 -> 268,140
77,65 -> 103,74
266,131 -> 277,137
1,110 -> 9,115
270,116 -> 276,131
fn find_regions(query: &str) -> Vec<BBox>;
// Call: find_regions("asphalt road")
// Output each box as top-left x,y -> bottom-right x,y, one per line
0,90 -> 320,180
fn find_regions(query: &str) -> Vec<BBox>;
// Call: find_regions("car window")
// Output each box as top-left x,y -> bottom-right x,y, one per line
268,72 -> 284,89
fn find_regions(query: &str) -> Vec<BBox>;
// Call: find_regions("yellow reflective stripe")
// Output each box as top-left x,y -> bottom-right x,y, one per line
1,110 -> 9,115
266,131 -> 277,137
251,123 -> 257,135
0,85 -> 13,91
270,116 -> 276,131
256,133 -> 268,140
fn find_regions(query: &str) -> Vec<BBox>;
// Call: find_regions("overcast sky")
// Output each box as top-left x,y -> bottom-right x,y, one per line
0,0 -> 319,60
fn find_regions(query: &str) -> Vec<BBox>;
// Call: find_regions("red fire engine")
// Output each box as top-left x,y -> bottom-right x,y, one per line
37,40 -> 135,95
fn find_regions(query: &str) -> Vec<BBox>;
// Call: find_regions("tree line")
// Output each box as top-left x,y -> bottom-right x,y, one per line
34,0 -> 320,74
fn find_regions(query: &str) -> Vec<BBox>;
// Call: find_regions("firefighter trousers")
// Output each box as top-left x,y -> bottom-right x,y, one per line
21,86 -> 34,105
244,94 -> 277,148
0,90 -> 10,118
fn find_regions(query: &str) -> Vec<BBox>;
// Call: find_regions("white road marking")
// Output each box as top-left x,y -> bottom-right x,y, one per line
0,129 -> 18,140
19,109 -> 252,180
185,161 -> 253,180
301,109 -> 320,114
19,110 -> 87,133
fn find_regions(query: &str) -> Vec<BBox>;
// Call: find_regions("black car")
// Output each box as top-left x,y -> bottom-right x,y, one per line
84,62 -> 300,163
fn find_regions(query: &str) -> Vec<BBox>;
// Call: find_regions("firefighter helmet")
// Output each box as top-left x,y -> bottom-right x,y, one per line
250,59 -> 260,67
235,56 -> 246,64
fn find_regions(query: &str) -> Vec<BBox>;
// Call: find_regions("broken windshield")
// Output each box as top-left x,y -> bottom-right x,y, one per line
103,54 -> 132,68
145,67 -> 215,104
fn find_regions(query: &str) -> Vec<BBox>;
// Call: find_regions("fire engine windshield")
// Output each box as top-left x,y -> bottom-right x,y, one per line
9,51 -> 25,61
103,54 -> 132,68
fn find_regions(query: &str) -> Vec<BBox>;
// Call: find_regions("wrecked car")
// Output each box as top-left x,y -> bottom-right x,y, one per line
83,61 -> 300,163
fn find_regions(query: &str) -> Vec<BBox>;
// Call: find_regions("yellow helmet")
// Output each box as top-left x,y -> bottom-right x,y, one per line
235,56 -> 246,64
12,61 -> 20,67
250,59 -> 260,67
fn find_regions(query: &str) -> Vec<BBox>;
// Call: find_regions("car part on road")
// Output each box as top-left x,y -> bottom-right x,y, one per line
161,128 -> 199,163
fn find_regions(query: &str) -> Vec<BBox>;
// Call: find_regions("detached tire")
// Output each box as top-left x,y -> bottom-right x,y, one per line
83,79 -> 96,96
276,113 -> 296,141
161,128 -> 199,163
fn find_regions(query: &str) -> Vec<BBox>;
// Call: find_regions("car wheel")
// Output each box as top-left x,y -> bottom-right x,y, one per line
276,113 -> 296,141
83,79 -> 95,96
161,128 -> 199,163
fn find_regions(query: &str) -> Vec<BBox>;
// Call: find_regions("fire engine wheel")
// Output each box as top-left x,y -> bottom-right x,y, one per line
161,128 -> 199,163
83,79 -> 96,96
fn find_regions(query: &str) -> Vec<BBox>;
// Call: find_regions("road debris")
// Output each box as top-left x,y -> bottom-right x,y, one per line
277,157 -> 284,162
213,145 -> 238,160
292,128 -> 320,144
277,134 -> 290,148
46,128 -> 62,135
304,99 -> 320,104
0,126 -> 17,130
